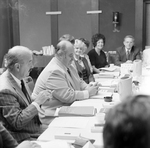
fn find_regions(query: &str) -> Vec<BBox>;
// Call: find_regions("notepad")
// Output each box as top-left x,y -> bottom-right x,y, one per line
55,132 -> 79,140
58,106 -> 97,116
98,87 -> 115,94
99,67 -> 116,72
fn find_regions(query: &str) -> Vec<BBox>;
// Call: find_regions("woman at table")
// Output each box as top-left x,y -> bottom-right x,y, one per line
79,38 -> 93,74
73,39 -> 95,84
88,33 -> 109,73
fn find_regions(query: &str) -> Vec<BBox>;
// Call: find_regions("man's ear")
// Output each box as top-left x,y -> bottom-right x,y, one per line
14,63 -> 20,71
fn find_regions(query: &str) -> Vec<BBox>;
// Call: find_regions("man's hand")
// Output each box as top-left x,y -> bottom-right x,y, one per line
34,90 -> 53,106
86,83 -> 99,97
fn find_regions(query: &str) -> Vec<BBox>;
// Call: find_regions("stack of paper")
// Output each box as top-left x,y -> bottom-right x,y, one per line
58,106 -> 97,116
99,67 -> 117,72
32,140 -> 71,148
99,71 -> 120,77
49,117 -> 89,128
98,87 -> 114,94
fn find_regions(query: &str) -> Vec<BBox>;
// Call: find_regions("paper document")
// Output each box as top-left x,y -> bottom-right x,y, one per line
99,71 -> 120,77
98,87 -> 114,94
99,67 -> 116,72
33,140 -> 71,148
49,117 -> 89,128
71,99 -> 103,113
58,106 -> 96,116
90,93 -> 112,100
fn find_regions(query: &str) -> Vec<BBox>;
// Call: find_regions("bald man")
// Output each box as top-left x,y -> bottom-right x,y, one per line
0,46 -> 51,142
32,40 -> 99,125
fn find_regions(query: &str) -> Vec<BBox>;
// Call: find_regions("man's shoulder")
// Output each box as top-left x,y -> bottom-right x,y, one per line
0,72 -> 16,94
0,73 -> 10,89
132,46 -> 141,52
116,46 -> 124,51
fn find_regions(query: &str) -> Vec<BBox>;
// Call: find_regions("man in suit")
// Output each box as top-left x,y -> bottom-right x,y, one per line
0,46 -> 51,142
115,35 -> 141,66
0,122 -> 41,148
32,40 -> 99,125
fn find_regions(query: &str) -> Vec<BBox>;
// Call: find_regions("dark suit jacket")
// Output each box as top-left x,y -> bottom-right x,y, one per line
0,70 -> 40,142
115,46 -> 141,66
0,122 -> 18,148
73,57 -> 95,84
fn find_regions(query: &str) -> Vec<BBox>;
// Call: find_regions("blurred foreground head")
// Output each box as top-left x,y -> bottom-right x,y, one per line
103,94 -> 150,148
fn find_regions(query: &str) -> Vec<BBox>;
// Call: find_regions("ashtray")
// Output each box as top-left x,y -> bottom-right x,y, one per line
104,96 -> 112,102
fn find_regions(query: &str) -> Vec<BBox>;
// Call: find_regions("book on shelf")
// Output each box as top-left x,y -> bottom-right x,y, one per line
58,106 -> 97,116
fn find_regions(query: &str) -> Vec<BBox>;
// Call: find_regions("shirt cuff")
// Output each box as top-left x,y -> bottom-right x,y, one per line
83,90 -> 89,99
32,102 -> 45,115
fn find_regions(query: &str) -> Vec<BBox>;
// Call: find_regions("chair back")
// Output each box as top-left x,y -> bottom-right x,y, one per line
108,51 -> 117,64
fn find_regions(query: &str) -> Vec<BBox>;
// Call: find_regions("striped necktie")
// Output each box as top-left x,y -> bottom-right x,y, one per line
21,80 -> 31,103
126,50 -> 130,60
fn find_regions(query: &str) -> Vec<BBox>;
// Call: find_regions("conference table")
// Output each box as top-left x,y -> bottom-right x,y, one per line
35,64 -> 150,148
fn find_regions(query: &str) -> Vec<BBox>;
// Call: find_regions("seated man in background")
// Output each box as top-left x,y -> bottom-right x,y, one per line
0,46 -> 51,142
103,94 -> 150,148
32,40 -> 99,125
115,35 -> 141,66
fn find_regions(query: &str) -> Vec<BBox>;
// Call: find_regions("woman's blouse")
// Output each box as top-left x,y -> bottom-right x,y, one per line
88,49 -> 108,69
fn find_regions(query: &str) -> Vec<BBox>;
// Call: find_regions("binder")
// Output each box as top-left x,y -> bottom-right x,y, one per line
58,106 -> 97,116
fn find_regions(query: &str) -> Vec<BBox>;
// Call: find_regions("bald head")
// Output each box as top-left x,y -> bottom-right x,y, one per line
4,46 -> 33,79
56,40 -> 74,55
8,46 -> 32,55
56,40 -> 74,67
59,34 -> 75,44
5,46 -> 32,70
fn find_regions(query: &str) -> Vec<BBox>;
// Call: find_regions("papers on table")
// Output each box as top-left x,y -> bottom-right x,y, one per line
98,87 -> 115,94
71,99 -> 103,113
49,117 -> 89,128
90,93 -> 112,100
58,106 -> 96,116
99,67 -> 117,72
94,71 -> 120,79
90,86 -> 114,100
33,140 -> 71,148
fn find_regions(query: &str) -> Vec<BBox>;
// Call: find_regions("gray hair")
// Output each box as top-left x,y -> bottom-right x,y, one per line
124,35 -> 135,42
5,46 -> 32,71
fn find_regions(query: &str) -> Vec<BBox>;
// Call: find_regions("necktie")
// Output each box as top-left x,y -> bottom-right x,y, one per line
67,68 -> 71,77
21,80 -> 31,103
126,50 -> 130,60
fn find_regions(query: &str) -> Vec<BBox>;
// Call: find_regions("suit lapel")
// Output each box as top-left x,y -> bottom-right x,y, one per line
53,57 -> 76,89
6,71 -> 30,105
65,68 -> 76,89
